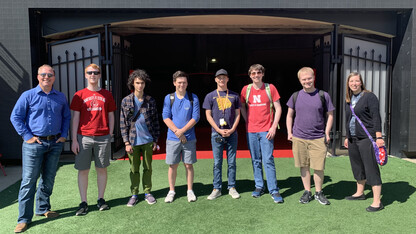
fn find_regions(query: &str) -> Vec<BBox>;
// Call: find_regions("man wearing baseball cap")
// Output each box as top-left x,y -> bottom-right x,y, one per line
203,69 -> 241,200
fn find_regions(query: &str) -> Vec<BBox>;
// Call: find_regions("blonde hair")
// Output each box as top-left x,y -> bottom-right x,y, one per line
345,72 -> 368,103
85,63 -> 100,73
38,64 -> 55,75
297,67 -> 314,79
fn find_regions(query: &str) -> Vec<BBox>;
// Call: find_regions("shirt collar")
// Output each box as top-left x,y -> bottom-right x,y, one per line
35,85 -> 57,95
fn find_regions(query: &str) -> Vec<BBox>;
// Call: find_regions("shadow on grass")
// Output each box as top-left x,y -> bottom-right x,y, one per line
0,181 -> 20,209
380,181 -> 416,206
0,162 -> 72,210
103,179 -> 257,208
278,175 -> 333,198
323,180 -> 416,206
322,180 -> 358,200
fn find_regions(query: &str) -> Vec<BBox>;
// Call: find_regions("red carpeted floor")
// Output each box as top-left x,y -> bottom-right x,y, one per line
120,126 -> 293,160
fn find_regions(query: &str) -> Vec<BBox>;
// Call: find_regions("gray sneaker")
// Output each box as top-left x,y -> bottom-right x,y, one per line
164,191 -> 176,203
127,196 -> 138,207
228,187 -> 241,199
299,190 -> 312,204
187,190 -> 197,202
207,189 -> 221,200
145,194 -> 157,205
315,191 -> 331,205
251,188 -> 264,198
271,192 -> 284,203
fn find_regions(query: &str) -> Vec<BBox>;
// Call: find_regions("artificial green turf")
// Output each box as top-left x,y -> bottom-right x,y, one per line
1,156 -> 415,233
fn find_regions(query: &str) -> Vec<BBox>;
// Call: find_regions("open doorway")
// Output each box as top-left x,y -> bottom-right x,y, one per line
45,15 -> 337,153
44,14 -> 391,154
123,33 -> 318,152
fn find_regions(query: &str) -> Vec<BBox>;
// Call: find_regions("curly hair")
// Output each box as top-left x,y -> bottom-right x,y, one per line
127,69 -> 150,91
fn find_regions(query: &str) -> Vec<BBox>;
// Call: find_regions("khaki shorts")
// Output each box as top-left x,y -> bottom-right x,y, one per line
292,136 -> 327,170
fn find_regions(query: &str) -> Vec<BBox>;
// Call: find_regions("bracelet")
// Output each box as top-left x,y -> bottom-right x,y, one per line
376,137 -> 383,140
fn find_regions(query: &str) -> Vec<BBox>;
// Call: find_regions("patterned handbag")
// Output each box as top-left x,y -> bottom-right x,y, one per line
350,105 -> 388,166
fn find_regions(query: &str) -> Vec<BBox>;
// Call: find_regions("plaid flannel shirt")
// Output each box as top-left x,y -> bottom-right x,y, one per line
120,93 -> 160,145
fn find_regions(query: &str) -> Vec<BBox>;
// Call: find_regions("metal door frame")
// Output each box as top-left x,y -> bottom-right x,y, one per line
339,33 -> 392,151
48,34 -> 102,153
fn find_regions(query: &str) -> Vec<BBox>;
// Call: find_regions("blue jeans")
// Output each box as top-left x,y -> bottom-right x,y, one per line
211,131 -> 237,190
18,140 -> 63,223
247,132 -> 279,194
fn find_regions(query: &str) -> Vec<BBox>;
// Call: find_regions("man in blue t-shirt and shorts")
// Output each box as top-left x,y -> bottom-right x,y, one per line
203,69 -> 241,200
162,71 -> 200,203
286,67 -> 335,205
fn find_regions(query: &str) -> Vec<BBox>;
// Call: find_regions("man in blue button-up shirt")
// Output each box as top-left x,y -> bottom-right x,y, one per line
10,64 -> 70,233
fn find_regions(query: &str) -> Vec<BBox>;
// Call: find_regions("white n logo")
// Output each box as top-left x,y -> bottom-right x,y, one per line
253,95 -> 261,103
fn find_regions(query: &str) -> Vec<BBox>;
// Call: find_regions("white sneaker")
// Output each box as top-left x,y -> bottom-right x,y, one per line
229,187 -> 241,199
164,191 -> 176,203
187,190 -> 197,202
207,189 -> 221,200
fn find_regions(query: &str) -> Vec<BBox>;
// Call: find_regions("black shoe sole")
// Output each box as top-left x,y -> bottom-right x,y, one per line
345,195 -> 366,200
366,203 -> 384,212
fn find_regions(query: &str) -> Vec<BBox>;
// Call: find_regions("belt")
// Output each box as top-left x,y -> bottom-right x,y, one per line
34,134 -> 61,140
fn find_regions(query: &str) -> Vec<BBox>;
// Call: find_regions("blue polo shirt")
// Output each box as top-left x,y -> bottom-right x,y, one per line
162,92 -> 200,141
10,85 -> 71,141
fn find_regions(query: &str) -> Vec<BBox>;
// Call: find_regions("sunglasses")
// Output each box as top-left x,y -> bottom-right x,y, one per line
86,71 -> 100,75
250,71 -> 262,75
39,73 -> 54,78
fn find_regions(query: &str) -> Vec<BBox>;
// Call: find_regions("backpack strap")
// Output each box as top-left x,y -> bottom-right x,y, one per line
292,90 -> 326,113
318,90 -> 327,113
170,93 -> 175,108
264,83 -> 273,111
171,91 -> 194,109
187,91 -> 194,106
245,84 -> 252,104
292,91 -> 300,110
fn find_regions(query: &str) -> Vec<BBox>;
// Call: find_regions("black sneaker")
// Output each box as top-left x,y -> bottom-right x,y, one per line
75,202 -> 88,216
299,190 -> 312,204
315,191 -> 331,205
97,198 -> 110,211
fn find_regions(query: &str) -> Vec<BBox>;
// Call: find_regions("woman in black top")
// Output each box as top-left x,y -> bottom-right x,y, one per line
343,72 -> 385,212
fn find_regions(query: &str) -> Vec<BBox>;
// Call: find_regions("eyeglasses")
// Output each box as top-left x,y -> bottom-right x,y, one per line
250,71 -> 262,75
216,76 -> 227,80
86,71 -> 100,75
38,73 -> 54,78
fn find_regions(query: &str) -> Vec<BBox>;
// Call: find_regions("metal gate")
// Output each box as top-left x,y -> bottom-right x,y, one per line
313,30 -> 391,155
48,32 -> 133,154
111,34 -> 133,151
340,35 -> 390,144
48,34 -> 102,151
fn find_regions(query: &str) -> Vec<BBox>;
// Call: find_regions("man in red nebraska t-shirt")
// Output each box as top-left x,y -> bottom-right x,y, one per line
70,63 -> 116,216
240,64 -> 283,204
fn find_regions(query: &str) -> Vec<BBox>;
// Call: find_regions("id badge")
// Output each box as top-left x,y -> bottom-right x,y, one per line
219,118 -> 226,127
